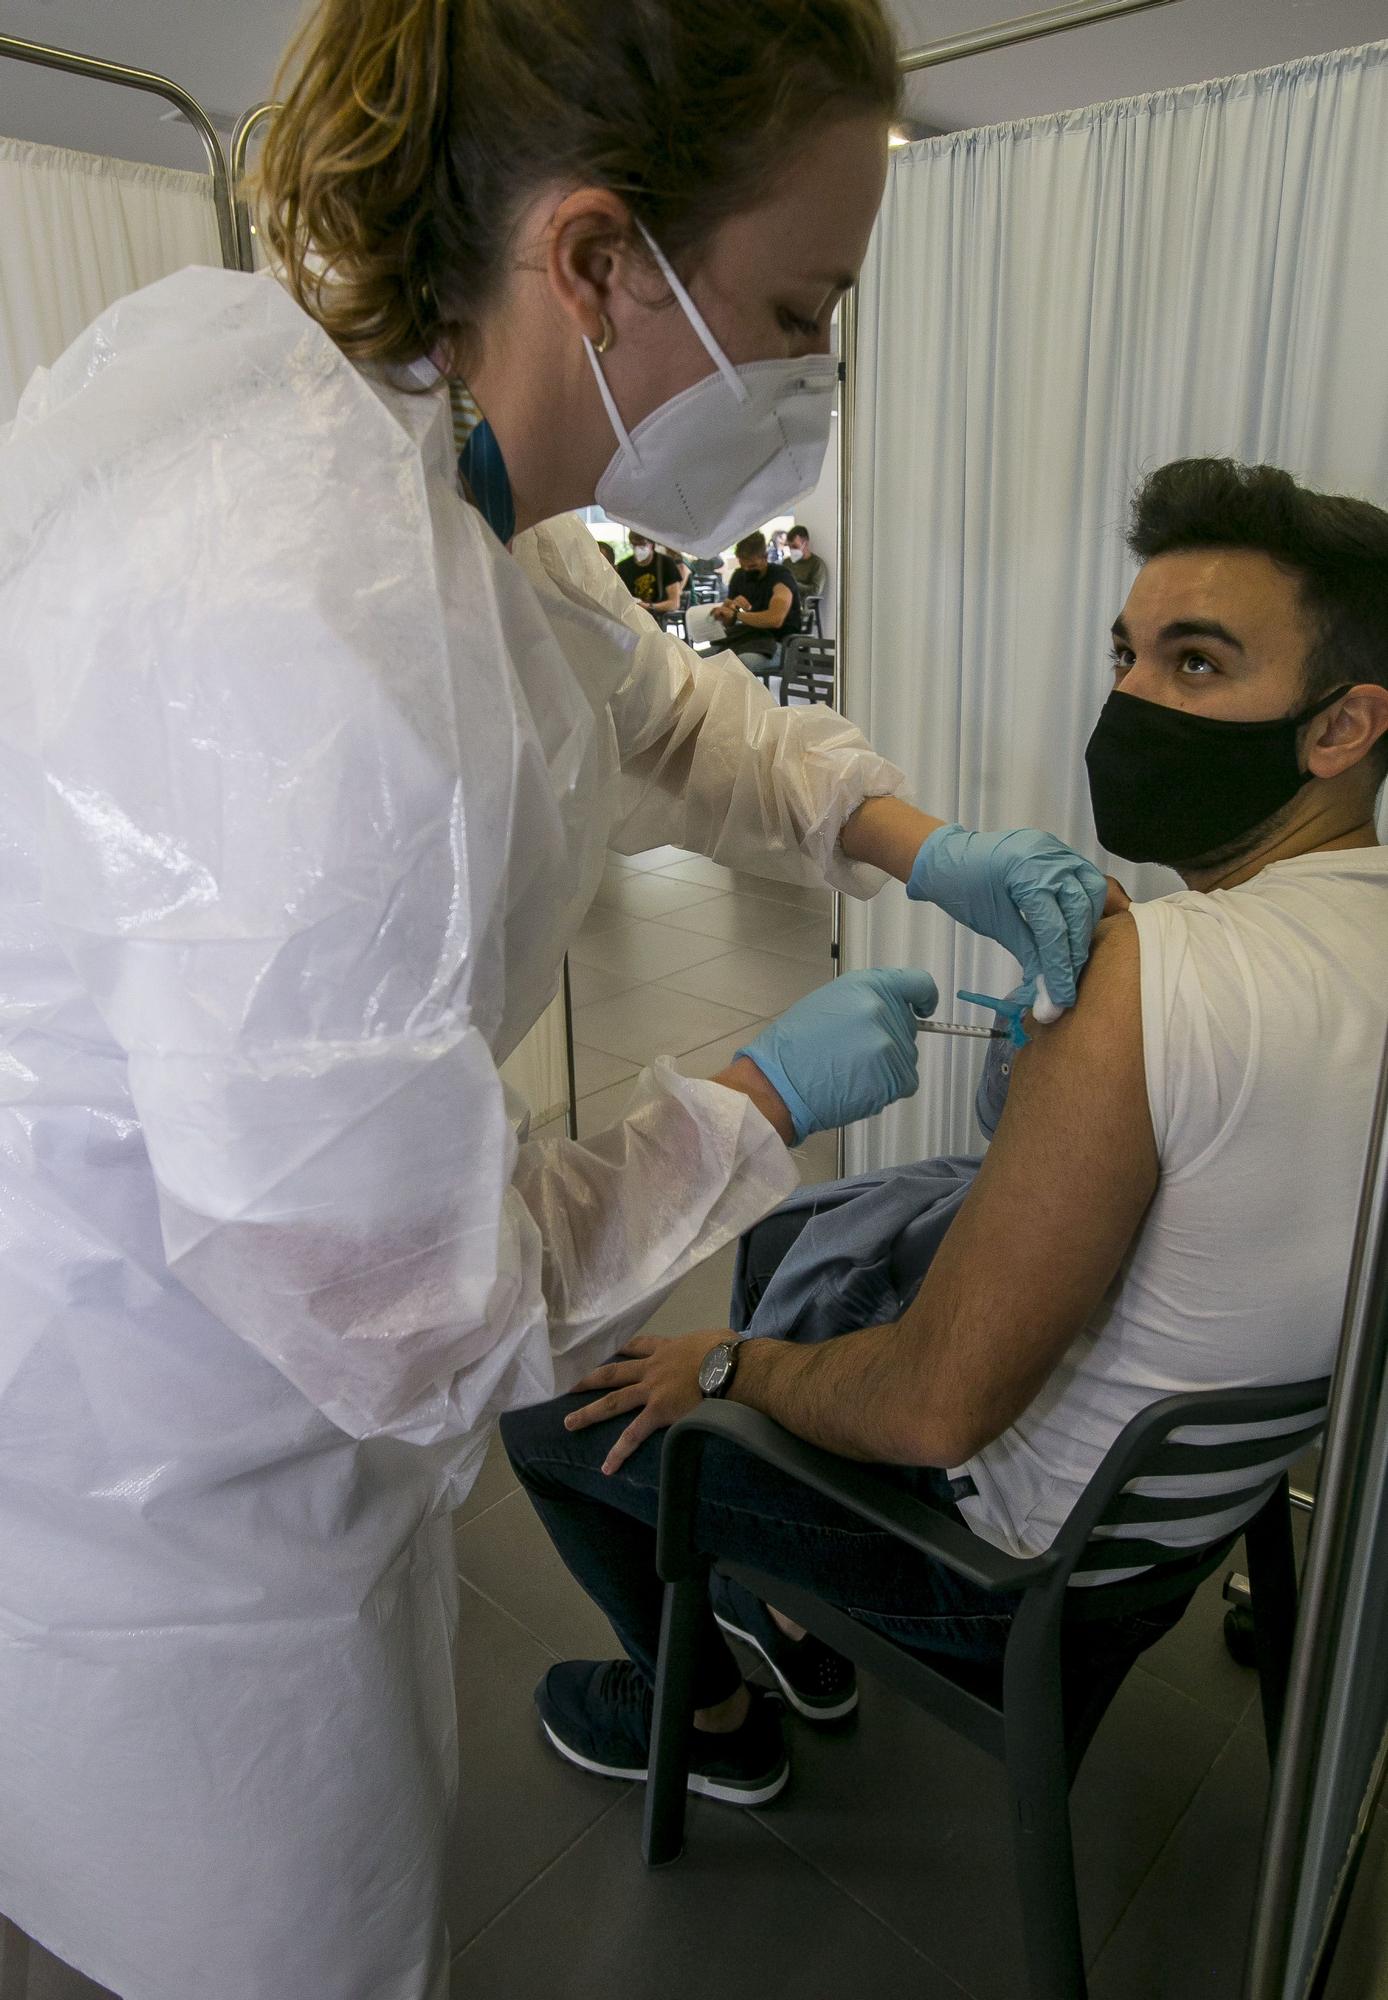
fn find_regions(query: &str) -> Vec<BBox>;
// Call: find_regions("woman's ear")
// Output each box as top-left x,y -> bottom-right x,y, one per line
542,187 -> 636,343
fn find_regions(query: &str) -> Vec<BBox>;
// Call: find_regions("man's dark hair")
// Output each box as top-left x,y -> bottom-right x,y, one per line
788,524 -> 811,544
1129,458 -> 1388,777
735,531 -> 768,561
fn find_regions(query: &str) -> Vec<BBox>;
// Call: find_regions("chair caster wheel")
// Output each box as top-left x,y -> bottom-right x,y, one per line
1223,1603 -> 1256,1667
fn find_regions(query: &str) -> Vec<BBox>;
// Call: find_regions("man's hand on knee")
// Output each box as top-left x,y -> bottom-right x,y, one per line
565,1330 -> 730,1476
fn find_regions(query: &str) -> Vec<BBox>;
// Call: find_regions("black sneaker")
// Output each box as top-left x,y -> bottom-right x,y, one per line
712,1573 -> 858,1721
535,1659 -> 789,1806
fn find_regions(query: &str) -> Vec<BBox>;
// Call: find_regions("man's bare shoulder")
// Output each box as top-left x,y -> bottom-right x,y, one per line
1012,910 -> 1144,1096
984,906 -> 1157,1218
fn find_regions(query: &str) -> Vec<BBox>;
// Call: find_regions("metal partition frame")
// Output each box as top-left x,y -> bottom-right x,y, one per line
0,31 -> 238,269
230,100 -> 280,272
1245,1031 -> 1388,2000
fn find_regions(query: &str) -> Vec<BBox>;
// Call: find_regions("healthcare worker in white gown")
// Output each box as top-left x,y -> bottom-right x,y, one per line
0,1 -> 1111,1994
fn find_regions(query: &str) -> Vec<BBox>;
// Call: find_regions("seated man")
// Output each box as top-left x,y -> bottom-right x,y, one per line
704,529 -> 803,674
615,535 -> 684,622
786,523 -> 829,606
500,458 -> 1388,1804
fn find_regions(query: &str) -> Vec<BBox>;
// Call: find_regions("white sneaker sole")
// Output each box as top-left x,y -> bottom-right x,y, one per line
540,1720 -> 789,1807
714,1614 -> 860,1722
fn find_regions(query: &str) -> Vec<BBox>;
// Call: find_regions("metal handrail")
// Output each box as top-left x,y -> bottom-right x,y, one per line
230,100 -> 280,273
0,31 -> 238,270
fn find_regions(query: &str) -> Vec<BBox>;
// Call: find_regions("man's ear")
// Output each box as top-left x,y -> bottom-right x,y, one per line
1305,684 -> 1388,781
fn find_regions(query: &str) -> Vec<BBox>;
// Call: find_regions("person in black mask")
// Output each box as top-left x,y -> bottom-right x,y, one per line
1087,458 -> 1388,876
498,459 -> 1388,1808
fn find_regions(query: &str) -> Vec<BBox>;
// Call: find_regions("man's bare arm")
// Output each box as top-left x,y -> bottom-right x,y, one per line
728,917 -> 1158,1464
737,584 -> 794,630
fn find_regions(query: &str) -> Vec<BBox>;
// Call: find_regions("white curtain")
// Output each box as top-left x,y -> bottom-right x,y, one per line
844,40 -> 1388,1171
0,137 -> 224,425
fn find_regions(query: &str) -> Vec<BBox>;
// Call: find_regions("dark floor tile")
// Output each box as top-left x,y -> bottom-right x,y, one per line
1323,1806 -> 1388,1999
448,1584 -> 630,1951
455,1487 -> 623,1663
451,1788 -> 966,2000
754,1660 -> 1230,2000
455,1429 -> 518,1528
1136,1543 -> 1261,1728
1088,1722 -> 1271,1999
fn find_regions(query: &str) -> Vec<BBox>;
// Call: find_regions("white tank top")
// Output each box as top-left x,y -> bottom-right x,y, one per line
958,845 -> 1388,1569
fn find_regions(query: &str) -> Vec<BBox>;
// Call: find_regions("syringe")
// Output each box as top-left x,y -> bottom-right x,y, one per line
914,1018 -> 1004,1041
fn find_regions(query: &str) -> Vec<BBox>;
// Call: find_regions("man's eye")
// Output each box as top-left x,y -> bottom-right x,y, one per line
1179,653 -> 1217,676
1108,646 -> 1135,674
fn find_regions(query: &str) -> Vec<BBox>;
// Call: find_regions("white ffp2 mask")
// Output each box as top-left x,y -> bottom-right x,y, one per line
585,225 -> 837,559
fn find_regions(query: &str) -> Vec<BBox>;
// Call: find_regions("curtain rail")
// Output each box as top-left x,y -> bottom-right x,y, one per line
0,32 -> 238,270
899,0 -> 1184,73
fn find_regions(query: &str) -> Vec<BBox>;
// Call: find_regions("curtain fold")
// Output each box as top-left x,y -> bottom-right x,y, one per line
844,40 -> 1388,1170
0,136 -> 223,425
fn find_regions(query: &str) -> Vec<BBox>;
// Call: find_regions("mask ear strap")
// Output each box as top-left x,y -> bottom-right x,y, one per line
1298,682 -> 1353,724
634,219 -> 749,406
584,337 -> 644,469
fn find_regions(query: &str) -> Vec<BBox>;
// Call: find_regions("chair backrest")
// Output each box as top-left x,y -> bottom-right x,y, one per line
779,635 -> 836,701
690,572 -> 722,604
884,1203 -> 1329,1597
802,592 -> 824,638
1051,1377 -> 1330,1596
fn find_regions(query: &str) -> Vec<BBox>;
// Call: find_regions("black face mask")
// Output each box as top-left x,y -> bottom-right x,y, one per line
1084,683 -> 1349,868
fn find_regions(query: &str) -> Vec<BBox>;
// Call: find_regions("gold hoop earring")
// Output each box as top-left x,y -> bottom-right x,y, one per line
593,314 -> 615,356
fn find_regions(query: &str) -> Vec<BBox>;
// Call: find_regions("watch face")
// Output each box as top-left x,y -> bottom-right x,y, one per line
699,1342 -> 736,1397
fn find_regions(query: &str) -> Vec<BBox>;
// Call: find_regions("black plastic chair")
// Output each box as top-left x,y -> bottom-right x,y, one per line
778,634 -> 836,705
802,591 -> 824,638
642,1376 -> 1329,2000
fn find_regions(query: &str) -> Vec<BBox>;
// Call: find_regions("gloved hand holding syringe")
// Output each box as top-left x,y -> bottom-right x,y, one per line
915,981 -> 1047,1048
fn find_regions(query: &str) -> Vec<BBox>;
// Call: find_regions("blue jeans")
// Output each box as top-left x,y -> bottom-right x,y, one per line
500,1208 -> 1185,1709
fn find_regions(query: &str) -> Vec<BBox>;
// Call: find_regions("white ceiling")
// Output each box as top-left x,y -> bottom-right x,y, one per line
0,0 -> 1383,172
889,0 -> 1387,130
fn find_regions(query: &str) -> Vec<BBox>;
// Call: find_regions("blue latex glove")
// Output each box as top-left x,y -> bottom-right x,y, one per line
737,968 -> 940,1144
907,824 -> 1107,1010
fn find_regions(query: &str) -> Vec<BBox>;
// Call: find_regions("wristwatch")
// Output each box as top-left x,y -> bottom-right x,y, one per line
698,1338 -> 743,1400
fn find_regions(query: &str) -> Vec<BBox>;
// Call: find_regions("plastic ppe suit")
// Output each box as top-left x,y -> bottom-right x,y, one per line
0,268 -> 906,2000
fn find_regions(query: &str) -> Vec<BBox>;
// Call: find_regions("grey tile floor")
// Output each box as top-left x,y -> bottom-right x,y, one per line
6,849 -> 1385,2000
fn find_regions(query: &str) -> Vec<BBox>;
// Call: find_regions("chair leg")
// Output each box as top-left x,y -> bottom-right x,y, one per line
641,1571 -> 707,1866
1244,1483 -> 1299,1761
1003,1665 -> 1087,2000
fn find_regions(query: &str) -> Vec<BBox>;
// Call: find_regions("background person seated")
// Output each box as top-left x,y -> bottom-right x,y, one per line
616,536 -> 684,621
500,458 -> 1388,1803
705,530 -> 803,676
786,523 -> 829,601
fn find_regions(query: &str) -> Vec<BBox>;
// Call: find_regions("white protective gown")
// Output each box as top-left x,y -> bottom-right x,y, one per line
0,267 -> 904,2000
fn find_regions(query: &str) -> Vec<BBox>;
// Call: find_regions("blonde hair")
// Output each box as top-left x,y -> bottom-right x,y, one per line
256,0 -> 899,369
